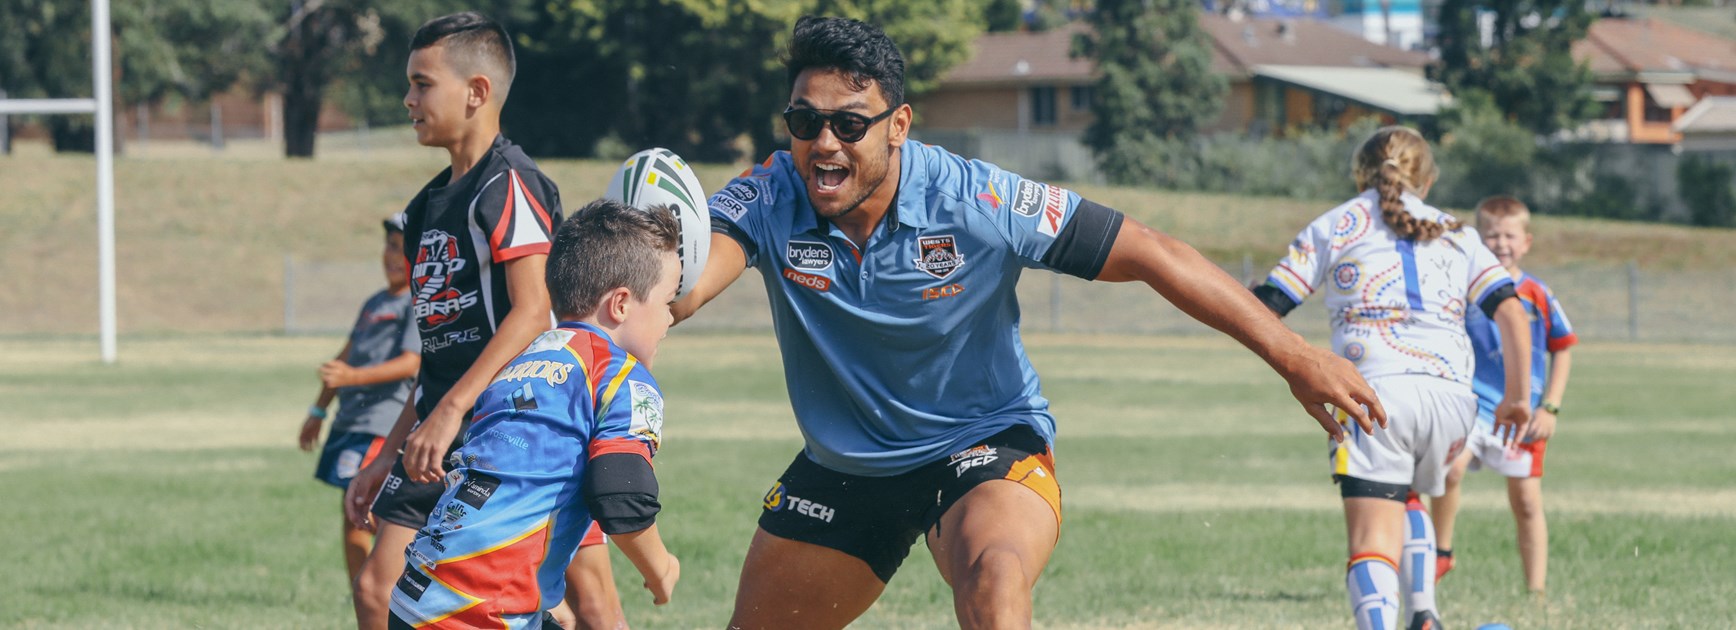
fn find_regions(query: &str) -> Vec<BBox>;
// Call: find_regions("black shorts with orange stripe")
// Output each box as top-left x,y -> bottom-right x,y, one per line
756,424 -> 1062,583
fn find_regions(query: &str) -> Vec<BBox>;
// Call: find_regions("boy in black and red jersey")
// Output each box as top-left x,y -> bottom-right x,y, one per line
341,12 -> 623,630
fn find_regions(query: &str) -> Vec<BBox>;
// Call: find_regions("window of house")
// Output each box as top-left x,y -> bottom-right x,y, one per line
1070,85 -> 1094,111
1643,94 -> 1673,123
1031,86 -> 1057,126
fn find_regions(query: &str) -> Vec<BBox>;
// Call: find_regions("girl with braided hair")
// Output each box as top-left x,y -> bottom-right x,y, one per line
1252,126 -> 1536,630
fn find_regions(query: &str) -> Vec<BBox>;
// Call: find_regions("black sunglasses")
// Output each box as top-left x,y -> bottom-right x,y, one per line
782,106 -> 897,143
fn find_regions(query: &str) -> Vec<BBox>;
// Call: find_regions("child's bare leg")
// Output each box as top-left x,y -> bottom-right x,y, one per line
342,512 -> 374,584
566,544 -> 626,630
353,522 -> 419,630
1507,476 -> 1547,593
1430,449 -> 1472,552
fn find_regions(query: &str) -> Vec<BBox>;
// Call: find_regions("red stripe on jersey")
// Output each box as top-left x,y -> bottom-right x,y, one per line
578,521 -> 607,547
563,328 -> 627,411
588,334 -> 618,400
1468,265 -> 1504,299
1547,331 -> 1578,354
589,437 -> 652,462
1516,277 -> 1549,321
426,522 -> 550,628
493,241 -> 551,261
1275,264 -> 1314,294
490,170 -> 555,262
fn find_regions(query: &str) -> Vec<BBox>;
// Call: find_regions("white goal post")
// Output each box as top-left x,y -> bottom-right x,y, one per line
0,0 -> 117,363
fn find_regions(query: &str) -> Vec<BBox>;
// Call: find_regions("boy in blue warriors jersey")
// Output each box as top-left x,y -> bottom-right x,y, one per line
298,214 -> 421,586
340,12 -> 621,630
672,17 -> 1387,629
388,199 -> 683,630
1431,196 -> 1577,594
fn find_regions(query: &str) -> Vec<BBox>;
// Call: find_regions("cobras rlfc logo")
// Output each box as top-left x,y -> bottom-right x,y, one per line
412,229 -> 478,330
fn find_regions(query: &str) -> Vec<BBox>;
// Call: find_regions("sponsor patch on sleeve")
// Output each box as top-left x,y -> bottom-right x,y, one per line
1036,185 -> 1068,237
628,380 -> 664,448
712,179 -> 766,222
1011,180 -> 1045,217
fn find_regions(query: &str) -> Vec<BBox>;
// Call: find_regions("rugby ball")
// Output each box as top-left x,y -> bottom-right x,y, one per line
604,148 -> 711,299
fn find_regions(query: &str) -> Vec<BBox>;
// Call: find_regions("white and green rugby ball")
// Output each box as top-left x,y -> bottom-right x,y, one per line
604,148 -> 711,299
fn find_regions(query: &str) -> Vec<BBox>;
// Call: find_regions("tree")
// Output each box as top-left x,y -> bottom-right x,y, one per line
1074,0 -> 1225,185
0,0 -> 272,152
1433,0 -> 1597,136
499,0 -> 983,160
1678,155 -> 1736,227
984,0 -> 1023,32
277,1 -> 389,158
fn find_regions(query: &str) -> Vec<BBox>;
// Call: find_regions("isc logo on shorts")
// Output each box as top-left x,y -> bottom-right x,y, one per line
949,445 -> 999,477
762,481 -> 835,523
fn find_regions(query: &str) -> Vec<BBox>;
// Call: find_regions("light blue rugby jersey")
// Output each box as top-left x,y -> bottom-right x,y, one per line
710,141 -> 1103,476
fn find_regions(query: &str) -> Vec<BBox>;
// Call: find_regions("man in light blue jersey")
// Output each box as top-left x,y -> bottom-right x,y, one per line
673,16 -> 1387,629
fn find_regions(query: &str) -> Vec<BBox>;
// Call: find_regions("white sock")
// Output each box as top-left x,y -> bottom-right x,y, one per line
1402,499 -> 1439,616
1347,554 -> 1401,630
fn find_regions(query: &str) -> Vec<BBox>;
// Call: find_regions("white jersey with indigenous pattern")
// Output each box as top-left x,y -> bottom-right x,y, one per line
1265,190 -> 1513,386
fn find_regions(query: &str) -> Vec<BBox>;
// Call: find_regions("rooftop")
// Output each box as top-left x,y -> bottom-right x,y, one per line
939,15 -> 1432,86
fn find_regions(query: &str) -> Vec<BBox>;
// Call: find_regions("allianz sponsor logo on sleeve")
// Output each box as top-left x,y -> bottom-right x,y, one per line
1037,185 -> 1068,237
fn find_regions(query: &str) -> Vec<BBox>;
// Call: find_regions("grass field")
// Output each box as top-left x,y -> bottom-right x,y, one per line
4,133 -> 1735,335
2,332 -> 1732,628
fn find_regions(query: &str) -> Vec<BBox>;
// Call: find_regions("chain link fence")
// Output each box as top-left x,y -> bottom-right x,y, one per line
285,255 -> 1736,344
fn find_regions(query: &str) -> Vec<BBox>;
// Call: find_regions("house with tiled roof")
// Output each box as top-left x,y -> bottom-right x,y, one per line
911,13 -> 1446,140
1573,17 -> 1736,144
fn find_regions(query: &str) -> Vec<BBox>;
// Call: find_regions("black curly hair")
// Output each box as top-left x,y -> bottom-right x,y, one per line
785,16 -> 906,107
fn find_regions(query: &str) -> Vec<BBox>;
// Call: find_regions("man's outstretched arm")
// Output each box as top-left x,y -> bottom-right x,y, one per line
672,232 -> 748,326
1095,217 -> 1387,440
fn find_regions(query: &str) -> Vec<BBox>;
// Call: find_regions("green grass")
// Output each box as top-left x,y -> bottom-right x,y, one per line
4,134 -> 1736,335
2,333 -> 1732,628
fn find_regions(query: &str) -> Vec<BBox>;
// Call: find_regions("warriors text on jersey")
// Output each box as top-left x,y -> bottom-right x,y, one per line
389,323 -> 663,628
402,134 -> 561,418
1264,189 -> 1515,386
709,141 -> 1123,476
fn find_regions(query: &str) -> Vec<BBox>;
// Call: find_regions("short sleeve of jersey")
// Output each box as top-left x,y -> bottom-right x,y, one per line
1461,228 -> 1515,306
475,168 -> 559,263
1264,210 -> 1336,304
399,300 -> 421,355
588,364 -> 663,464
961,161 -> 1088,270
1538,281 -> 1578,352
708,163 -> 776,268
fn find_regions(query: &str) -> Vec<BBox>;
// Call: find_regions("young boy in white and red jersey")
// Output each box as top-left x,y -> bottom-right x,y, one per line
1431,196 -> 1577,594
388,199 -> 682,630
340,12 -> 621,630
298,213 -> 421,585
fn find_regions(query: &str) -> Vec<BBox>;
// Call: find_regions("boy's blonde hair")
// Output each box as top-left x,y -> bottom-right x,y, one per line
1475,195 -> 1532,232
1351,126 -> 1456,241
